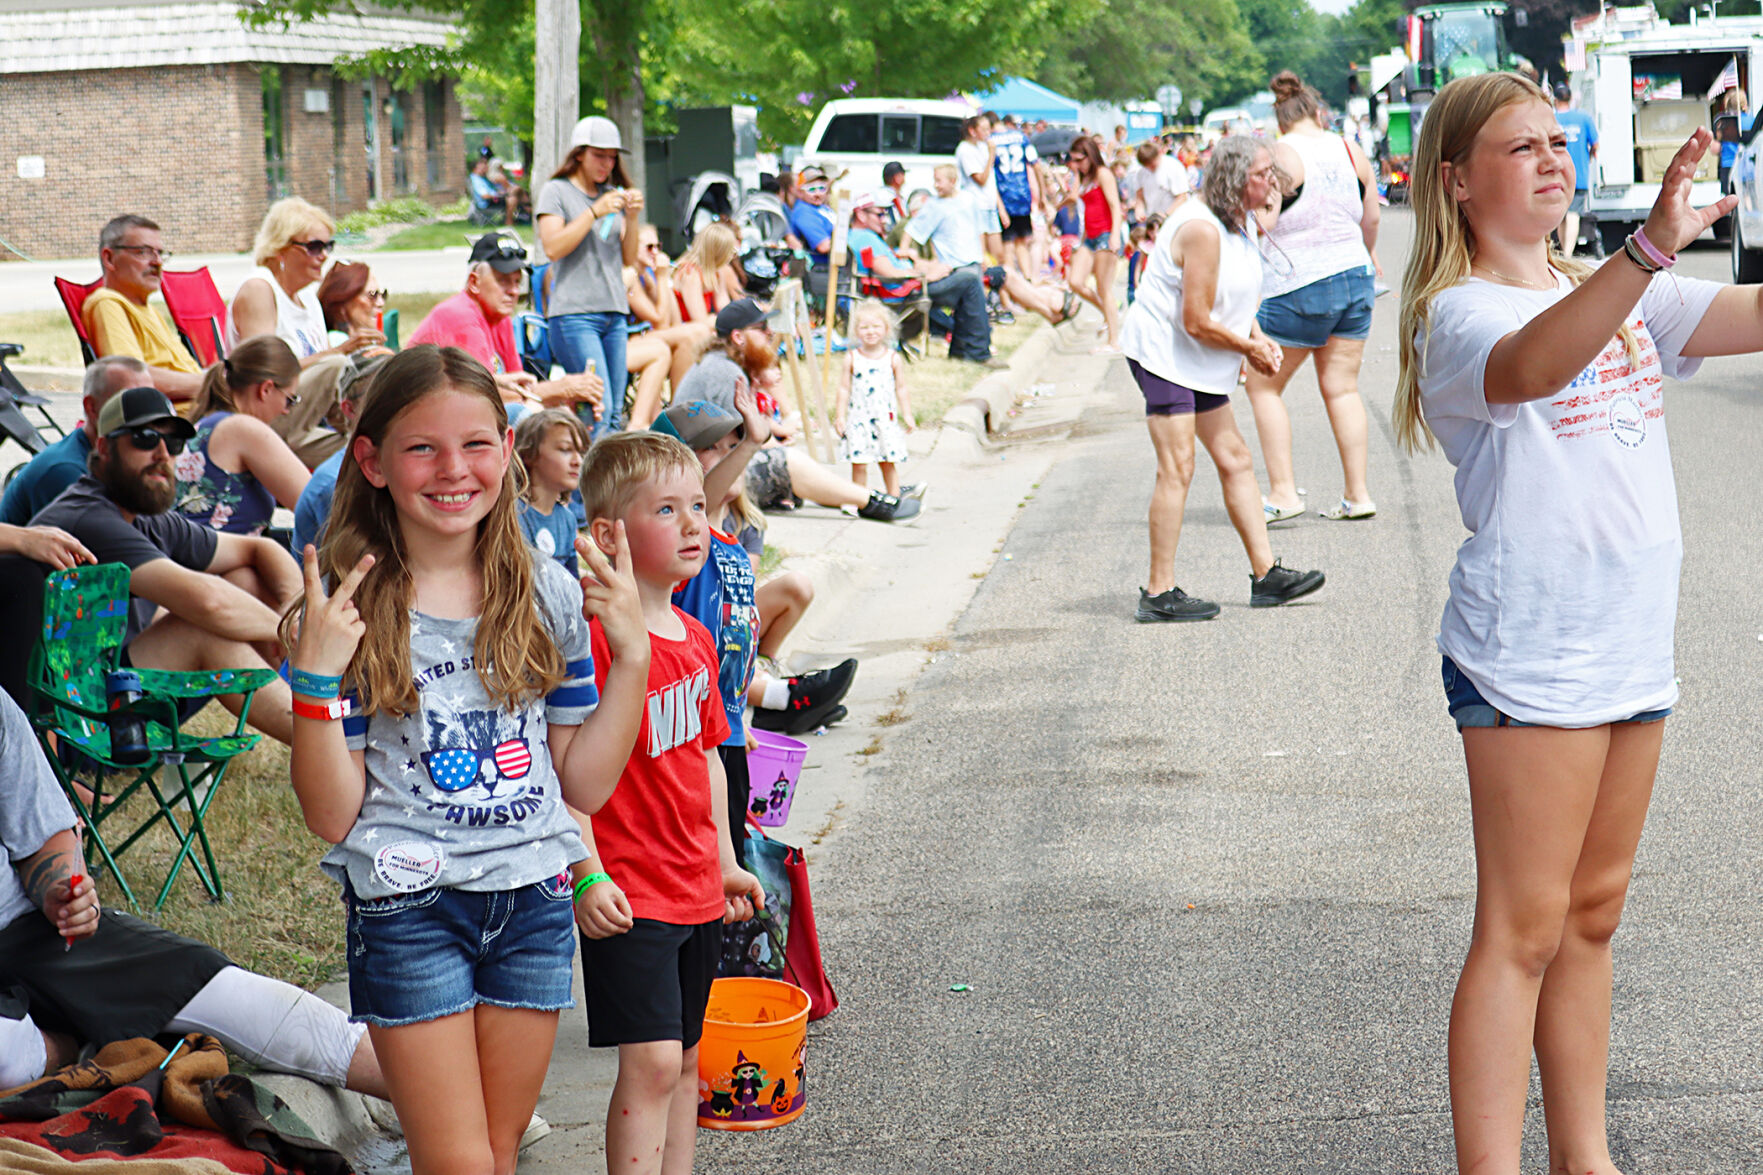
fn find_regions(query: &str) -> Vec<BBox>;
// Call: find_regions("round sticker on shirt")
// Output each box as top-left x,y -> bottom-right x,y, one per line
533,528 -> 557,557
1608,393 -> 1646,449
373,841 -> 444,892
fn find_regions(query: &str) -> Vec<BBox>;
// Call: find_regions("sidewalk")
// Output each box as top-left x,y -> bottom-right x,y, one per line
258,317 -> 1120,1173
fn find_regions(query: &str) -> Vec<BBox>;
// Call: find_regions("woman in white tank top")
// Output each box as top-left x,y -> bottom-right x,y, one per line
1119,135 -> 1326,622
1246,71 -> 1383,524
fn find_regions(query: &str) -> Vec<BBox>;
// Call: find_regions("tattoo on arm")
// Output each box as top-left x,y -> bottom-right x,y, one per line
19,847 -> 74,911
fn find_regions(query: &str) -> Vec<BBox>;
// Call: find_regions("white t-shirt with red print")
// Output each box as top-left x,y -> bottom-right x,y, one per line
1418,271 -> 1721,727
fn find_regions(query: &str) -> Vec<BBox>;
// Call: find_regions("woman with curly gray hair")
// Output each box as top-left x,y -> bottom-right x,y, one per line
1119,134 -> 1326,622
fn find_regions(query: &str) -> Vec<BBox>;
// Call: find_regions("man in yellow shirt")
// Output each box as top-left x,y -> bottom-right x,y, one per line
80,216 -> 201,403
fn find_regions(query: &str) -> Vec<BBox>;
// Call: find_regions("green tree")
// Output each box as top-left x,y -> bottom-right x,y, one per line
671,0 -> 1092,145
1034,0 -> 1264,110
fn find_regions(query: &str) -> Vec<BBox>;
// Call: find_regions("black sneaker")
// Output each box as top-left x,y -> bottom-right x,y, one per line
1249,561 -> 1326,608
1135,586 -> 1220,623
857,491 -> 921,523
898,482 -> 928,501
751,659 -> 858,734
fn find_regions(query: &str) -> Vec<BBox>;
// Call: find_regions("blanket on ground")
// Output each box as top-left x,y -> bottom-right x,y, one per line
0,1034 -> 351,1175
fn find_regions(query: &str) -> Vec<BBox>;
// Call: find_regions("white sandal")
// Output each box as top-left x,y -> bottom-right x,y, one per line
1322,498 -> 1377,520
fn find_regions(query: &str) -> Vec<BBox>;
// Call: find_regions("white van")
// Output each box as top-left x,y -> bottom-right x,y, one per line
797,98 -> 973,202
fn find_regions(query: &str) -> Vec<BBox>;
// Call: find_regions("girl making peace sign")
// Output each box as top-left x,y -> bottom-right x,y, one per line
1397,72 -> 1763,1175
281,344 -> 651,1175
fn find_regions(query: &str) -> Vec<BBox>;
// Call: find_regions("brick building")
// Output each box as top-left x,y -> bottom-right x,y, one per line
0,0 -> 466,261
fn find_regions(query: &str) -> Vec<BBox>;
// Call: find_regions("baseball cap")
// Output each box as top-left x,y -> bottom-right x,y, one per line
96,386 -> 197,440
846,191 -> 880,217
714,297 -> 779,337
882,161 -> 905,182
651,400 -> 744,450
470,231 -> 528,273
797,165 -> 828,184
569,115 -> 626,152
1553,83 -> 1571,102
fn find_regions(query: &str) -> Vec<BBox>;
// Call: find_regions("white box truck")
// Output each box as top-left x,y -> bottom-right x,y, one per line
1571,11 -> 1763,252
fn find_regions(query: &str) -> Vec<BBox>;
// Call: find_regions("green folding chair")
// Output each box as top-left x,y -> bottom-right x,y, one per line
26,563 -> 276,909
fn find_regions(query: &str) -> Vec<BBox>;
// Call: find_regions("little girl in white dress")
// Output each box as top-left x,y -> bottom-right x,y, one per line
835,299 -> 914,495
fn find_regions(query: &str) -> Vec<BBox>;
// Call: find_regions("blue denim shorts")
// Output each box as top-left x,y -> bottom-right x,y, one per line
1257,267 -> 1375,349
1082,232 -> 1114,253
1441,656 -> 1672,731
344,873 -> 578,1028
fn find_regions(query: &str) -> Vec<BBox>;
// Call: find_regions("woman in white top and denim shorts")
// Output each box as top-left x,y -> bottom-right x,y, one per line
1246,71 -> 1383,524
1118,135 -> 1326,623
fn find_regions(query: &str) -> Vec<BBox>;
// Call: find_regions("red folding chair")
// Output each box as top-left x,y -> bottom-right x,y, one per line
854,247 -> 930,359
53,276 -> 104,367
157,268 -> 228,367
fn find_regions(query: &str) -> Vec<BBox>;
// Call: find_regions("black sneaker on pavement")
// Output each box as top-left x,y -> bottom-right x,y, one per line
1135,586 -> 1220,623
1249,561 -> 1326,608
857,491 -> 921,523
751,659 -> 859,734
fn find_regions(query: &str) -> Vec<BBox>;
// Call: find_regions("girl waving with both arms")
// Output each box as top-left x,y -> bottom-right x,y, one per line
1398,72 -> 1763,1175
282,344 -> 651,1175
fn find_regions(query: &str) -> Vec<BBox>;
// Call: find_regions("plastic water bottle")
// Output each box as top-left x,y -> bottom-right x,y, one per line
104,669 -> 149,765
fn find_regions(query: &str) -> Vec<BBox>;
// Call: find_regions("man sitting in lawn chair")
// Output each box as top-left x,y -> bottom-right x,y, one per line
27,387 -> 301,745
0,687 -> 385,1097
468,157 -> 510,227
80,215 -> 203,404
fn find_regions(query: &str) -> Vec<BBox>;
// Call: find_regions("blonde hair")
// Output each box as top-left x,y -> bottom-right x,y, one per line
192,334 -> 299,420
847,298 -> 898,347
681,223 -> 739,278
721,485 -> 766,539
253,197 -> 335,267
579,431 -> 702,525
1395,72 -> 1637,453
933,163 -> 959,183
277,345 -> 564,718
513,408 -> 590,507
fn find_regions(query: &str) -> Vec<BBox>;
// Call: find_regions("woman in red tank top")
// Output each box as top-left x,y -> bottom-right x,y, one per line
673,222 -> 740,325
1064,136 -> 1124,352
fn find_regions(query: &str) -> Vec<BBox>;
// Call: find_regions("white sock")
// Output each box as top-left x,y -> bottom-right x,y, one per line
760,678 -> 791,710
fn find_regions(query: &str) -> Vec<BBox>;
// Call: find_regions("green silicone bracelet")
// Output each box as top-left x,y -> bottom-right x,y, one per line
572,872 -> 612,901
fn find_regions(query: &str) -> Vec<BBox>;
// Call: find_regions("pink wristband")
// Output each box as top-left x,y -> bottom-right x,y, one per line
1631,226 -> 1675,269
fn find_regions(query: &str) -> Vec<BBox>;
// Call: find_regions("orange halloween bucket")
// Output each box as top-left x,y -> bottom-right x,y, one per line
696,977 -> 811,1130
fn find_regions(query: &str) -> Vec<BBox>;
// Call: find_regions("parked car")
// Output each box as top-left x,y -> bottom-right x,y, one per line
797,98 -> 971,201
1731,110 -> 1763,282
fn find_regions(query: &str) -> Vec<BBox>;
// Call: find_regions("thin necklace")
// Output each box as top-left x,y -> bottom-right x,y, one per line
1472,261 -> 1555,290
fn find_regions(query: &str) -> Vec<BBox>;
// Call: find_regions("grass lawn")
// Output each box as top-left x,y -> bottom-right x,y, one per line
894,317 -> 1038,426
0,310 -> 89,372
380,220 -> 533,252
88,708 -> 346,989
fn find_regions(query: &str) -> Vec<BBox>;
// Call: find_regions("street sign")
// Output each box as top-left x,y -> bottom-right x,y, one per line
1189,97 -> 1203,117
1156,83 -> 1183,116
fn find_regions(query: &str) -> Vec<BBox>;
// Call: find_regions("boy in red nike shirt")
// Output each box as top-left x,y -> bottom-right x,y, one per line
574,431 -> 764,1175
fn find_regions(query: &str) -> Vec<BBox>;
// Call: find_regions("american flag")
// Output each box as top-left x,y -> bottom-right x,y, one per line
1708,57 -> 1740,101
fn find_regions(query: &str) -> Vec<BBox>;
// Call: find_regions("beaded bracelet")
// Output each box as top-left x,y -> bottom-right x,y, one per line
572,872 -> 612,901
289,668 -> 343,699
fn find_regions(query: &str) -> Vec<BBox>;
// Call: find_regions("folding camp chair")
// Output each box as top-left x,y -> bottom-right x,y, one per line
382,306 -> 400,351
27,563 -> 276,909
157,268 -> 229,366
836,249 -> 931,361
53,276 -> 104,366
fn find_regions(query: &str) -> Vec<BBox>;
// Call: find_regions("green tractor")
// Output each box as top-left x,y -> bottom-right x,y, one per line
1381,2 -> 1529,201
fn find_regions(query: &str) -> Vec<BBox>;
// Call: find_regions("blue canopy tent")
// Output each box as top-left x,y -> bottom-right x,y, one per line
969,77 -> 1081,127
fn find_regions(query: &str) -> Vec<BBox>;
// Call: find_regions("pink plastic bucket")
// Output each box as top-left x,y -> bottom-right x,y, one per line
745,729 -> 807,827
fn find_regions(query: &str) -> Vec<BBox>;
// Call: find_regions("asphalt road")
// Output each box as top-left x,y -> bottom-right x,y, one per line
697,213 -> 1763,1173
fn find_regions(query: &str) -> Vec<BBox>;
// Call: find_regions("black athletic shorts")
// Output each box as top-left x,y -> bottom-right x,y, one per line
719,743 -> 749,868
580,918 -> 721,1048
999,210 -> 1034,242
0,908 -> 229,1045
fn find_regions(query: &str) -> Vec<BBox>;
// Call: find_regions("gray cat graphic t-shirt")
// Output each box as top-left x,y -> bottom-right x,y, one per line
322,558 -> 596,899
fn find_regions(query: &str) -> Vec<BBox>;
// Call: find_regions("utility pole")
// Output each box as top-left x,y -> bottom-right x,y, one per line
533,0 -> 580,256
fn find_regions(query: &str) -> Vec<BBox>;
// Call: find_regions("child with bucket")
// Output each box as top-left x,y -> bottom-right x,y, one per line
575,430 -> 767,1175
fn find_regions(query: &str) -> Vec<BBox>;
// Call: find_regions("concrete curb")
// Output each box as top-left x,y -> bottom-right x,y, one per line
940,322 -> 1059,437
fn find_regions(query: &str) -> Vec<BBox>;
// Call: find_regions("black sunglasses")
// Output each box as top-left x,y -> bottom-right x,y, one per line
291,238 -> 336,258
110,426 -> 187,456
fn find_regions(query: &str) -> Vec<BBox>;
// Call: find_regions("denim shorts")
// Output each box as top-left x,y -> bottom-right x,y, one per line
1257,267 -> 1375,349
344,874 -> 578,1028
1441,656 -> 1672,731
1082,232 -> 1114,253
